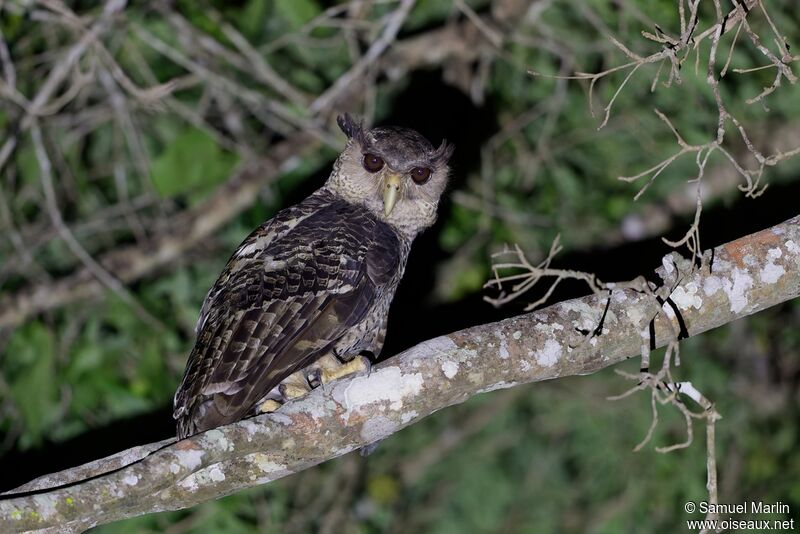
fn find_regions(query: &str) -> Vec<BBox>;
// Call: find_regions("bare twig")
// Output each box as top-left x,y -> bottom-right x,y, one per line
529,0 -> 798,266
30,121 -> 163,329
0,0 -> 127,173
0,11 -> 498,328
0,137 -> 313,329
309,0 -> 416,114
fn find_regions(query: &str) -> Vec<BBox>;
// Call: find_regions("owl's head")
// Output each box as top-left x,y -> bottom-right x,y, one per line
325,113 -> 454,238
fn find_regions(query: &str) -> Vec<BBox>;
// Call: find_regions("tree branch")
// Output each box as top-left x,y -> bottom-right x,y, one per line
0,14 -> 501,330
0,136 -> 312,329
1,214 -> 798,532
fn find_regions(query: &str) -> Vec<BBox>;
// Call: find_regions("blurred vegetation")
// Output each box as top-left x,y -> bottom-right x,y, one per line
1,0 -> 799,532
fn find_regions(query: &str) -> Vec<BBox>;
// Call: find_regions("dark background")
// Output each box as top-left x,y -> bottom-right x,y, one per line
1,0 -> 799,531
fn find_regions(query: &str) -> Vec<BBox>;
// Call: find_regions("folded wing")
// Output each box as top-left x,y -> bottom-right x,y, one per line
174,197 -> 400,437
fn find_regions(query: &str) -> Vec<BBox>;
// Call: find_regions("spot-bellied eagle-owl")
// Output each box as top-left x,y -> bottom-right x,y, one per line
173,114 -> 454,438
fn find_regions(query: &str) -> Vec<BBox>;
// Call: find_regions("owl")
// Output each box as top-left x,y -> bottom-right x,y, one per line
173,114 -> 454,438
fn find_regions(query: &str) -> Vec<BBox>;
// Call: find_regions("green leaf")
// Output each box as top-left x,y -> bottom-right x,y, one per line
274,0 -> 320,30
6,323 -> 58,446
151,127 -> 239,200
237,0 -> 268,38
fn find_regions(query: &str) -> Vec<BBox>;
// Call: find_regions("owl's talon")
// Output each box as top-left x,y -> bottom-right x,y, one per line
322,355 -> 371,384
279,370 -> 312,400
332,347 -> 356,364
307,368 -> 323,389
305,353 -> 344,387
258,399 -> 283,413
279,382 -> 310,400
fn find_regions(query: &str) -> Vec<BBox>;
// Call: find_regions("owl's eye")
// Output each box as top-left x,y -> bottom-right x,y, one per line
410,167 -> 432,184
362,153 -> 385,173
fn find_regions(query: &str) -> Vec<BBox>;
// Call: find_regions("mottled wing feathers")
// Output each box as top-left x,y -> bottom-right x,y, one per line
216,286 -> 372,423
174,192 -> 402,437
193,190 -> 335,335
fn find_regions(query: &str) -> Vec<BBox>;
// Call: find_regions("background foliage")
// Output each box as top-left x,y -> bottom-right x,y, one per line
1,0 -> 799,532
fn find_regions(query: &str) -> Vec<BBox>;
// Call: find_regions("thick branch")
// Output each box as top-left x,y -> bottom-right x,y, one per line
1,215 -> 798,532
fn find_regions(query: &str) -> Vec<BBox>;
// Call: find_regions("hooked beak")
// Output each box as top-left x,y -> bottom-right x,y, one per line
383,173 -> 402,216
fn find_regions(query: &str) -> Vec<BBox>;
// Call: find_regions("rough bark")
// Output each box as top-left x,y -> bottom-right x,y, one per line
1,215 -> 799,533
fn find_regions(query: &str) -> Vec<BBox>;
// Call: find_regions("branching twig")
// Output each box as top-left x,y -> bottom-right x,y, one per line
531,0 -> 799,266
484,236 -> 652,311
309,0 -> 416,114
1,5 -> 494,328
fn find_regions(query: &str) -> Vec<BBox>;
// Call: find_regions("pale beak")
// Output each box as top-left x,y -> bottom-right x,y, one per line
383,173 -> 402,216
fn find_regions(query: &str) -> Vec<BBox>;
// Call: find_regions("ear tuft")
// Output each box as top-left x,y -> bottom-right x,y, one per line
337,113 -> 366,145
433,140 -> 455,165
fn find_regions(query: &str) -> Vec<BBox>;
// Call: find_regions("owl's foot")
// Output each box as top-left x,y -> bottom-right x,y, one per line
306,353 -> 371,387
258,399 -> 283,413
279,370 -> 312,400
306,354 -> 337,388
257,355 -> 372,414
325,354 -> 371,384
256,369 -> 312,413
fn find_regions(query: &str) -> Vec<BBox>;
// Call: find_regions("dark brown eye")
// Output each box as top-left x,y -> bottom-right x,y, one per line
362,153 -> 385,173
410,167 -> 431,184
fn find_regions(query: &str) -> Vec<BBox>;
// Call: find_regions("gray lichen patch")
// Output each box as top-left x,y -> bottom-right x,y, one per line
360,415 -> 399,442
441,360 -> 459,378
203,429 -> 234,452
281,391 -> 337,420
722,268 -> 754,314
668,282 -> 703,311
703,275 -> 722,296
401,335 -> 458,361
760,247 -> 786,284
246,453 -> 289,476
244,452 -> 292,484
531,339 -> 561,368
172,448 -> 205,471
534,322 -> 565,336
30,494 -> 59,521
401,410 -> 418,424
498,337 -> 510,359
560,300 -> 603,332
331,366 -> 424,420
178,463 -> 226,492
